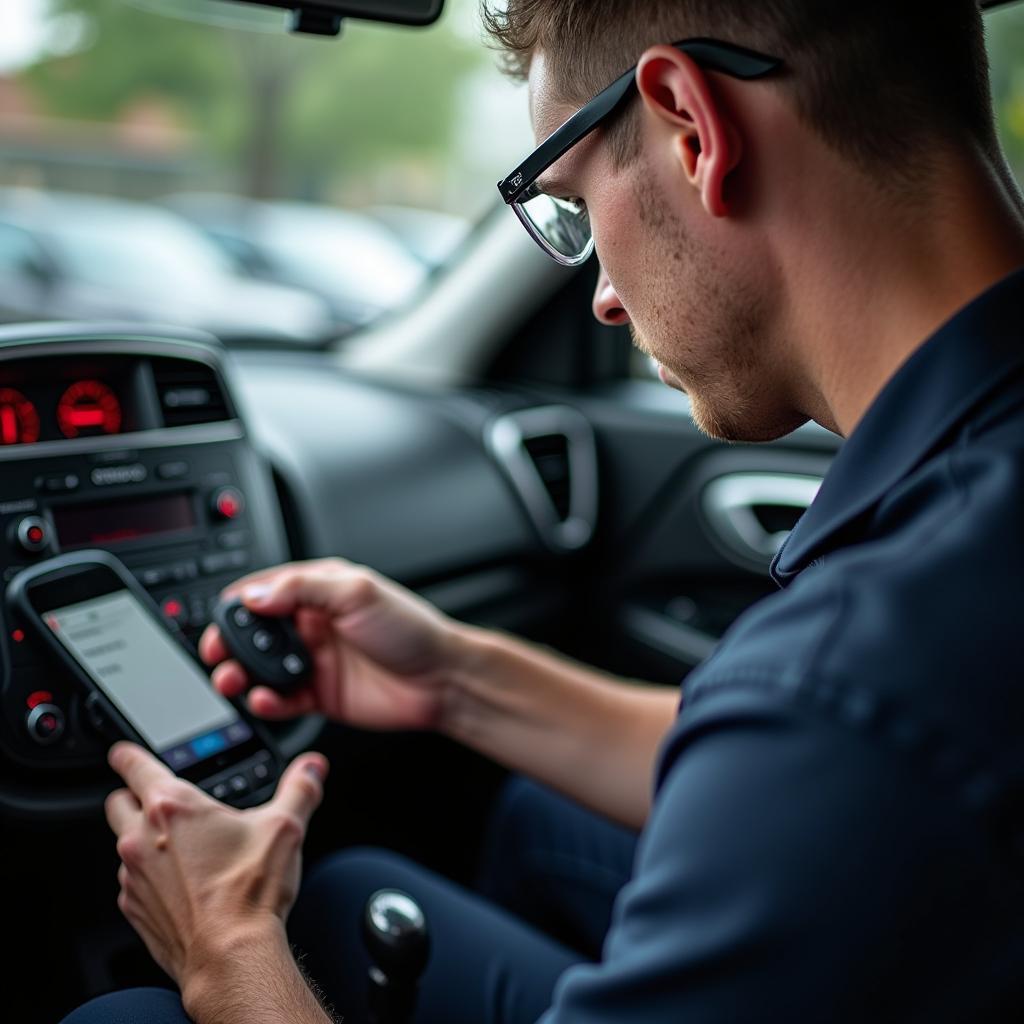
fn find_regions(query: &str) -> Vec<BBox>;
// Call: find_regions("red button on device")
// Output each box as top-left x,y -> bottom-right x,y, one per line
213,488 -> 244,520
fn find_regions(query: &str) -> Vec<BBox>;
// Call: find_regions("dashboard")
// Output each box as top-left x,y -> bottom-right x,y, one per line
0,324 -> 308,818
0,323 -> 562,822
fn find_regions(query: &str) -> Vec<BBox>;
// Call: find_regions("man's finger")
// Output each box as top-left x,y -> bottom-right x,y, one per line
109,741 -> 175,798
218,563 -> 303,600
240,565 -> 373,619
271,752 -> 329,826
294,606 -> 332,650
211,660 -> 250,698
218,559 -> 343,603
247,685 -> 318,720
198,623 -> 230,666
105,787 -> 142,835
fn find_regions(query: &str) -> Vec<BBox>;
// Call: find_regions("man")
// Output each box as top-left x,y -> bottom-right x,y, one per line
62,1 -> 1024,1021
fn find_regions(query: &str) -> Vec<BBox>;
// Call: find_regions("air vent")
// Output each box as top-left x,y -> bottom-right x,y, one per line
523,434 -> 572,521
487,406 -> 598,552
151,358 -> 232,428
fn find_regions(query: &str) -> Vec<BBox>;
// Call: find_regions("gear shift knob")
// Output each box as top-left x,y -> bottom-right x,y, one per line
364,888 -> 430,1024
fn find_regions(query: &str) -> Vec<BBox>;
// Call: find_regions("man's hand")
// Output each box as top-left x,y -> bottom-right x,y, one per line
199,557 -> 676,830
199,557 -> 472,730
104,740 -> 329,1003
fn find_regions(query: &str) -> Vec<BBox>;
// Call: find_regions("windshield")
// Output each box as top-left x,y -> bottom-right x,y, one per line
4,3 -> 1024,346
0,0 -> 533,341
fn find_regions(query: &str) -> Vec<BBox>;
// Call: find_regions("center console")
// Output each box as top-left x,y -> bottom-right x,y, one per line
0,324 -> 300,810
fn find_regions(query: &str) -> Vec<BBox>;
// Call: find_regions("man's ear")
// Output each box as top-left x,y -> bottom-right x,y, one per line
635,46 -> 743,218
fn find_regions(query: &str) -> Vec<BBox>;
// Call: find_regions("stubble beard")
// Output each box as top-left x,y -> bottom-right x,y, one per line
630,173 -> 801,444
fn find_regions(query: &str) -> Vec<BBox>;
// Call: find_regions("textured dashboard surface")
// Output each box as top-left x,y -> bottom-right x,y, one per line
231,352 -> 540,583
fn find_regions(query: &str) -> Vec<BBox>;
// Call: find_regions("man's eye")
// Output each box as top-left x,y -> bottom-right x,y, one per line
557,196 -> 586,212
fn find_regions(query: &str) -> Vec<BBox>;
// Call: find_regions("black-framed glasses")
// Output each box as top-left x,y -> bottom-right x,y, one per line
497,39 -> 783,267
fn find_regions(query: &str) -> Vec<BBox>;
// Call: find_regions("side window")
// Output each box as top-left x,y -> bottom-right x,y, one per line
987,4 -> 1024,187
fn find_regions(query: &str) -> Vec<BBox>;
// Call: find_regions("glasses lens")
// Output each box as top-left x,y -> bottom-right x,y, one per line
517,190 -> 593,263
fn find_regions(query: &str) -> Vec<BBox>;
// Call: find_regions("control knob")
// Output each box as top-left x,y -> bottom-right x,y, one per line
12,515 -> 50,555
26,702 -> 65,745
211,487 -> 244,521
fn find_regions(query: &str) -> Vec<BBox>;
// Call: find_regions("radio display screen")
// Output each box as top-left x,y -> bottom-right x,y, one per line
53,493 -> 197,547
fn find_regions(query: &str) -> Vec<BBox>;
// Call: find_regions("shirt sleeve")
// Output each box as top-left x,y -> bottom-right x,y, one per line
538,685 -> 1000,1024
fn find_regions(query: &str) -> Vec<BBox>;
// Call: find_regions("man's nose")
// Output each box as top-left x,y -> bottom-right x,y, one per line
592,266 -> 631,326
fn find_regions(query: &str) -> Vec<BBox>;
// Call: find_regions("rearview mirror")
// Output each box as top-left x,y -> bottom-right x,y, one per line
128,0 -> 445,35
226,0 -> 444,33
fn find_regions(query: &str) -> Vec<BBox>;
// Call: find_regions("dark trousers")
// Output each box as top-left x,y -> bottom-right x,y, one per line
59,777 -> 639,1024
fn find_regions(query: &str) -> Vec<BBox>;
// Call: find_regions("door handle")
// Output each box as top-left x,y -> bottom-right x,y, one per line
701,473 -> 823,565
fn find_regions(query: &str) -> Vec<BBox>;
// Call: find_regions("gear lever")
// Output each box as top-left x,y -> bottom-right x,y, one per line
363,888 -> 430,1024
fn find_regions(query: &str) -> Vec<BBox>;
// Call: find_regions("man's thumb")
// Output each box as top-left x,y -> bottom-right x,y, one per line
273,753 -> 329,824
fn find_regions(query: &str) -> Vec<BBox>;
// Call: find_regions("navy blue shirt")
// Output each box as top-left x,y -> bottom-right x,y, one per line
543,268 -> 1024,1023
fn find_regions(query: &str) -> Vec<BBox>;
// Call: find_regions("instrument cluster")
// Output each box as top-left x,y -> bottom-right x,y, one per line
0,356 -> 138,446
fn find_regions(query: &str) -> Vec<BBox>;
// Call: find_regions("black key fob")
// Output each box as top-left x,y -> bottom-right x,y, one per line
212,598 -> 313,695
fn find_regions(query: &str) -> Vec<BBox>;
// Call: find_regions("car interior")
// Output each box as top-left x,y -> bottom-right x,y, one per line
1,0 -> 1021,1018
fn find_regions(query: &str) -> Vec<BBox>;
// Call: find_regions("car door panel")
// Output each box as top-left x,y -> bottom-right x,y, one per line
472,379 -> 842,683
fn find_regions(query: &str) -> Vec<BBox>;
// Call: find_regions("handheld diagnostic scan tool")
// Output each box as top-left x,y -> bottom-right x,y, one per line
8,550 -> 284,807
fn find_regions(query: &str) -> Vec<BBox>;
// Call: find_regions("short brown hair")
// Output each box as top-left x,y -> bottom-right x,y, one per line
481,0 -> 998,181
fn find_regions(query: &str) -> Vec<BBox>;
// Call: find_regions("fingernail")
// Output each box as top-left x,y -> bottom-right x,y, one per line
243,584 -> 273,605
304,759 -> 328,782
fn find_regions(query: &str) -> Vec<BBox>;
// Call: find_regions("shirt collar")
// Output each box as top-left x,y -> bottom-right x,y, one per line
771,265 -> 1024,587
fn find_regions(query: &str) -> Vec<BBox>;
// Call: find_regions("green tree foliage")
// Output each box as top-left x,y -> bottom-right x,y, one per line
20,0 -> 487,199
986,5 -> 1024,177
23,0 -> 242,131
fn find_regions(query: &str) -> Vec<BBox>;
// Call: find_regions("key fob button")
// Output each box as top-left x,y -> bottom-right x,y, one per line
212,598 -> 312,695
252,628 -> 276,653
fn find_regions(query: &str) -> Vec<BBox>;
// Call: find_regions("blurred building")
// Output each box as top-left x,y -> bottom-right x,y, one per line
0,75 -> 202,199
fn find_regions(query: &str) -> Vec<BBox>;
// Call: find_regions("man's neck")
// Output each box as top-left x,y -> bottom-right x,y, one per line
783,150 -> 1024,438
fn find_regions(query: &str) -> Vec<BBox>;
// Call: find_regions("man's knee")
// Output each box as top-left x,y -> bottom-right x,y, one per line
59,986 -> 191,1024
479,777 -> 549,868
476,776 -> 573,906
290,846 -> 421,949
296,845 -> 430,918
489,776 -> 549,845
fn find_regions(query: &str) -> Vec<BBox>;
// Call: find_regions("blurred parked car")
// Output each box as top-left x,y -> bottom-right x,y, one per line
367,204 -> 471,270
0,189 -> 335,344
162,193 -> 428,330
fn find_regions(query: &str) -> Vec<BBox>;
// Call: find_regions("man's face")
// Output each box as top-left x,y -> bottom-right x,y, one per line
528,52 -> 804,443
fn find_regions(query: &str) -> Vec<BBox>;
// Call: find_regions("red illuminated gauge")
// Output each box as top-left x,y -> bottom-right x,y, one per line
57,380 -> 122,439
0,388 -> 40,445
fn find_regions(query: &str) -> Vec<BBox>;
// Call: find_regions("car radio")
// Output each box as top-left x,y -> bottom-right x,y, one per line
0,325 -> 291,779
